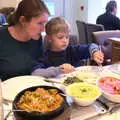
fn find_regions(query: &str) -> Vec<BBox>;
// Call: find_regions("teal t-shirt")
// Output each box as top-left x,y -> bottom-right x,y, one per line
0,27 -> 43,80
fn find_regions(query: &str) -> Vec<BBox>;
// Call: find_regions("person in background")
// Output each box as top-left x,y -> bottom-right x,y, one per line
96,0 -> 120,30
0,0 -> 50,81
0,13 -> 6,25
31,17 -> 104,78
0,7 -> 15,25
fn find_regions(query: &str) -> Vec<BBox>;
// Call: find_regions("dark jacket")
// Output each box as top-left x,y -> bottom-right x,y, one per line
31,44 -> 99,78
96,12 -> 120,30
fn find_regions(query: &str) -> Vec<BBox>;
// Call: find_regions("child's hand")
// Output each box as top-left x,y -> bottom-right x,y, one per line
59,63 -> 75,73
92,51 -> 104,64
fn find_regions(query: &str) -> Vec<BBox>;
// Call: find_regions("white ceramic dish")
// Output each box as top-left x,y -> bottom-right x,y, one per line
2,75 -> 52,101
108,64 -> 120,75
56,66 -> 103,85
102,90 -> 120,103
97,76 -> 120,103
66,83 -> 101,106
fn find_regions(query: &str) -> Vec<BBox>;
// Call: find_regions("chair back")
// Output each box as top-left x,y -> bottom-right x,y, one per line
69,34 -> 78,45
86,23 -> 104,43
76,20 -> 87,44
76,20 -> 104,44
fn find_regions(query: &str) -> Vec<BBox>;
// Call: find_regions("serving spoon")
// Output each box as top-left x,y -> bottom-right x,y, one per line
4,109 -> 46,120
4,109 -> 28,120
43,79 -> 67,86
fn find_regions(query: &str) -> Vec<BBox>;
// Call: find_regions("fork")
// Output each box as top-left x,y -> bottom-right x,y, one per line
97,45 -> 103,73
97,63 -> 103,72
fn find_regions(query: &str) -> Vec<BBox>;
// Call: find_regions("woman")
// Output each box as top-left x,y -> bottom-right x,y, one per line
0,0 -> 50,80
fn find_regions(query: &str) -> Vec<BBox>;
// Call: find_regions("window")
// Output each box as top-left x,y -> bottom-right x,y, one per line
44,0 -> 64,17
116,0 -> 120,18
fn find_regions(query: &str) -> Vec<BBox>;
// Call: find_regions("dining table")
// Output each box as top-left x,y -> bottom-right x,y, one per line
1,64 -> 120,120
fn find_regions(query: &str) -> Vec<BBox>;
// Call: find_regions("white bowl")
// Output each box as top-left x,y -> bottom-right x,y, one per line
66,83 -> 101,106
97,76 -> 120,103
102,90 -> 120,103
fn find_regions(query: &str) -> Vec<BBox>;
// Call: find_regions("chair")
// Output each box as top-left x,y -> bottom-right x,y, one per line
76,20 -> 104,44
69,34 -> 79,45
76,20 -> 87,44
93,30 -> 120,65
86,23 -> 104,43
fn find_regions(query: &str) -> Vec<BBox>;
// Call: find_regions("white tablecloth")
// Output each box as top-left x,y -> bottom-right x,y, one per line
2,65 -> 120,120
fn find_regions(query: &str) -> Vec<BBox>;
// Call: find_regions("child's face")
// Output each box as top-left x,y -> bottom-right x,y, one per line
50,32 -> 69,51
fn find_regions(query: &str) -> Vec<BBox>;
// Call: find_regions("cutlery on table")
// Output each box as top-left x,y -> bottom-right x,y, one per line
97,45 -> 103,72
44,79 -> 67,86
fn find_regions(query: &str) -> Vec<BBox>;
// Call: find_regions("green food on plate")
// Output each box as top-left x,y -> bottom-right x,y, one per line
64,76 -> 83,85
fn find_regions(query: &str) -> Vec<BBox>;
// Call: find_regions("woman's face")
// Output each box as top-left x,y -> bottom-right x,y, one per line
24,12 -> 49,40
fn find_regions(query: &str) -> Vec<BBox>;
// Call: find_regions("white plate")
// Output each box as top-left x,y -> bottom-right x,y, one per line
56,66 -> 102,85
108,64 -> 120,75
57,66 -> 104,78
56,66 -> 120,85
2,75 -> 52,101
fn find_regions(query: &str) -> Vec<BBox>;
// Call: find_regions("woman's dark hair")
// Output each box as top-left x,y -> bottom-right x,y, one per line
106,0 -> 117,12
8,0 -> 50,26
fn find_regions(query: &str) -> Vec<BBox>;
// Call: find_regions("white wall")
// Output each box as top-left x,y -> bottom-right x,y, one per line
87,0 -> 109,23
64,0 -> 88,35
0,0 -> 110,36
0,0 -> 18,8
0,0 -> 88,35
116,0 -> 120,18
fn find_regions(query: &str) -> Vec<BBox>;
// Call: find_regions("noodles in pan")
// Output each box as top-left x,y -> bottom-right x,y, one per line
17,88 -> 64,113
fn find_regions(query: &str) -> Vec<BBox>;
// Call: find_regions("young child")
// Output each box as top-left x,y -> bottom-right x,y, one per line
31,17 -> 104,77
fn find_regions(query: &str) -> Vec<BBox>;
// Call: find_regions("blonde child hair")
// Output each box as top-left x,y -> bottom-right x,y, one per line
45,17 -> 70,36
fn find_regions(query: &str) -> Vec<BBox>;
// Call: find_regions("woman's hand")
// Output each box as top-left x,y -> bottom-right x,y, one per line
92,51 -> 104,64
59,63 -> 75,73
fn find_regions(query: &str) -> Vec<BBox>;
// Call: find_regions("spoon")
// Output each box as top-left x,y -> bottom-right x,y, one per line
4,109 -> 42,120
3,98 -> 12,105
44,79 -> 67,86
